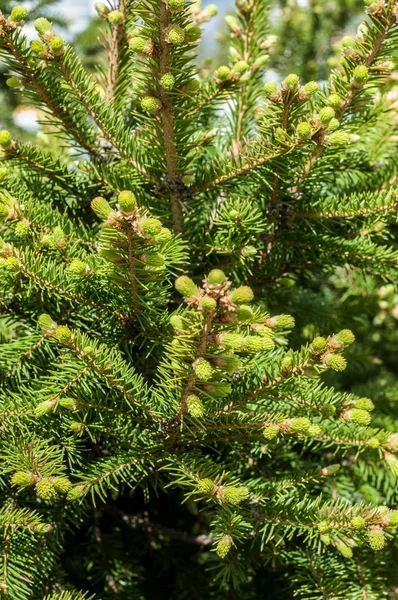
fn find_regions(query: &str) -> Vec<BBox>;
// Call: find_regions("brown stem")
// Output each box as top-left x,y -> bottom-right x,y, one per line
159,0 -> 183,233
105,0 -> 127,102
126,227 -> 140,316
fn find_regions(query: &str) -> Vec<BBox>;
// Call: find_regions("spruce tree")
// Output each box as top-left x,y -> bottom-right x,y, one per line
0,1 -> 398,598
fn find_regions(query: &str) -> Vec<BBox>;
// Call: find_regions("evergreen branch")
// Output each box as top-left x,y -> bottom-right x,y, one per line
105,0 -> 127,103
126,227 -> 140,317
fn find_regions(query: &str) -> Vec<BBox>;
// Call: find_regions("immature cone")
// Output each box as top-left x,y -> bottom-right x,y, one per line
319,107 -> 335,124
10,5 -> 28,22
244,335 -> 274,353
35,400 -> 56,417
216,66 -> 231,81
219,333 -> 246,351
346,409 -> 371,426
129,36 -> 153,55
329,131 -> 351,146
325,354 -> 347,371
54,325 -> 72,342
275,314 -> 295,329
68,259 -> 88,276
196,478 -> 215,495
311,336 -> 327,352
36,479 -> 57,501
160,73 -> 175,89
187,395 -> 204,418
166,26 -> 185,45
327,93 -> 342,108
50,36 -> 64,55
229,286 -> 254,305
38,313 -> 55,331
11,471 -> 35,488
336,541 -> 353,559
317,521 -> 329,534
335,329 -> 355,345
237,305 -> 253,321
67,484 -> 86,501
208,269 -> 226,285
91,196 -> 112,220
351,516 -> 366,530
141,96 -> 162,113
175,276 -> 197,298
216,535 -> 232,558
200,296 -> 217,310
289,418 -> 312,435
222,486 -> 249,505
107,10 -> 123,23
194,358 -> 214,382
297,122 -> 311,138
264,81 -> 278,95
167,0 -> 185,8
15,220 -> 30,238
233,61 -> 249,75
283,73 -> 299,88
263,425 -> 279,440
303,81 -> 319,94
170,315 -> 185,330
34,17 -> 53,36
52,477 -> 72,494
142,218 -> 162,236
353,65 -> 369,83
30,40 -> 46,55
0,131 -> 12,149
354,397 -> 374,411
368,526 -> 385,550
118,190 -> 136,212
388,511 -> 398,526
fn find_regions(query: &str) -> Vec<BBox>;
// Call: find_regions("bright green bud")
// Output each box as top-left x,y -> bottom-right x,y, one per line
142,218 -> 162,237
216,65 -> 231,81
186,77 -> 200,92
68,259 -> 87,276
335,329 -> 355,345
325,353 -> 347,371
155,227 -> 172,242
329,131 -> 351,146
321,463 -> 340,475
320,534 -> 331,545
283,73 -> 299,87
388,511 -> 398,526
52,226 -> 65,244
194,358 -> 214,382
70,421 -> 84,434
328,118 -> 340,131
353,65 -> 369,83
341,35 -> 356,48
204,4 -> 218,17
6,77 -> 23,88
129,36 -> 152,54
303,81 -> 319,94
208,269 -> 226,285
229,286 -> 254,305
385,453 -> 398,476
0,167 -> 8,182
204,382 -> 232,397
336,541 -> 353,559
167,26 -> 185,45
351,516 -> 366,530
222,486 -> 249,505
67,484 -> 86,501
54,325 -> 72,342
354,397 -> 374,411
10,5 -> 28,22
347,409 -> 371,426
213,355 -> 242,374
91,196 -> 112,220
216,535 -> 232,558
200,296 -> 217,310
368,527 -> 385,551
289,417 -> 311,434
244,335 -> 274,353
220,333 -> 246,350
317,521 -> 329,534
319,106 -> 335,124
196,478 -> 215,495
281,355 -> 293,371
59,397 -> 78,410
50,36 -> 64,55
297,122 -> 311,138
275,314 -> 295,329
30,40 -> 46,55
35,400 -> 55,417
327,93 -> 342,108
187,394 -> 204,418
36,479 -> 57,501
95,3 -> 108,16
0,131 -> 12,149
367,437 -> 380,449
233,61 -> 249,74
321,404 -> 336,417
34,17 -> 52,36
264,81 -> 278,95
167,0 -> 185,8
141,95 -> 161,113
5,257 -> 19,272
52,477 -> 72,494
11,471 -> 35,488
308,424 -> 322,436
83,346 -> 94,356
186,25 -> 201,43
225,15 -> 240,32
175,275 -> 197,297
15,220 -> 30,238
160,73 -> 175,89
144,253 -> 165,268
170,315 -> 185,330
38,313 -> 55,331
263,425 -> 279,440
237,305 -> 253,321
107,10 -> 123,23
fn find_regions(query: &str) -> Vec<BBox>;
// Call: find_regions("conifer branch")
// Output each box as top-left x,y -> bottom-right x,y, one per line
126,227 -> 141,317
105,0 -> 127,103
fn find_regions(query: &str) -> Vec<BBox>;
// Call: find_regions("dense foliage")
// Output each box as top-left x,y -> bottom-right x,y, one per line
0,0 -> 398,598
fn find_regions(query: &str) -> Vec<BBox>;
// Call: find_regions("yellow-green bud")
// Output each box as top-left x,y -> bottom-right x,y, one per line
388,511 -> 398,527
297,122 -> 311,138
325,354 -> 347,371
368,527 -> 385,551
194,358 -> 214,382
38,314 -> 55,331
186,25 -> 201,43
36,478 -> 57,501
196,478 -> 215,495
52,477 -> 72,494
233,61 -> 249,75
220,332 -> 246,351
91,196 -> 112,220
170,315 -> 185,330
50,36 -> 64,55
354,397 -> 374,412
237,305 -> 253,321
141,95 -> 162,113
142,218 -> 162,236
319,107 -> 335,124
308,424 -> 322,436
303,81 -> 319,94
59,397 -> 79,410
289,417 -> 311,434
264,81 -> 278,95
200,296 -> 217,310
275,314 -> 295,329
244,335 -> 274,353
336,541 -> 353,559
11,471 -> 35,488
335,329 -> 355,345
229,286 -> 254,305
129,36 -> 153,55
5,257 -> 19,272
54,325 -> 72,342
0,131 -> 12,149
317,521 -> 329,534
347,409 -> 371,426
176,276 -> 197,299
155,227 -> 172,242
34,17 -> 52,36
222,486 -> 249,505
329,131 -> 350,146
216,65 -> 231,81
6,77 -> 23,88
0,167 -> 8,182
10,5 -> 28,22
327,93 -> 342,108
328,118 -> 340,131
160,73 -> 175,89
167,0 -> 185,8
216,535 -> 232,558
35,399 -> 56,417
204,4 -> 218,17
208,269 -> 226,285
283,73 -> 299,88
67,484 -> 86,501
107,10 -> 123,23
263,424 -> 279,440
187,394 -> 204,418
351,516 -> 366,530
353,65 -> 369,83
117,190 -> 136,213
341,35 -> 356,48
68,259 -> 88,276
166,26 -> 185,45
15,220 -> 30,238
30,40 -> 46,55
70,421 -> 85,434
367,437 -> 380,449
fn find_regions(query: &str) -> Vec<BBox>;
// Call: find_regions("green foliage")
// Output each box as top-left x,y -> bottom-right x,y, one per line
0,0 -> 397,598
